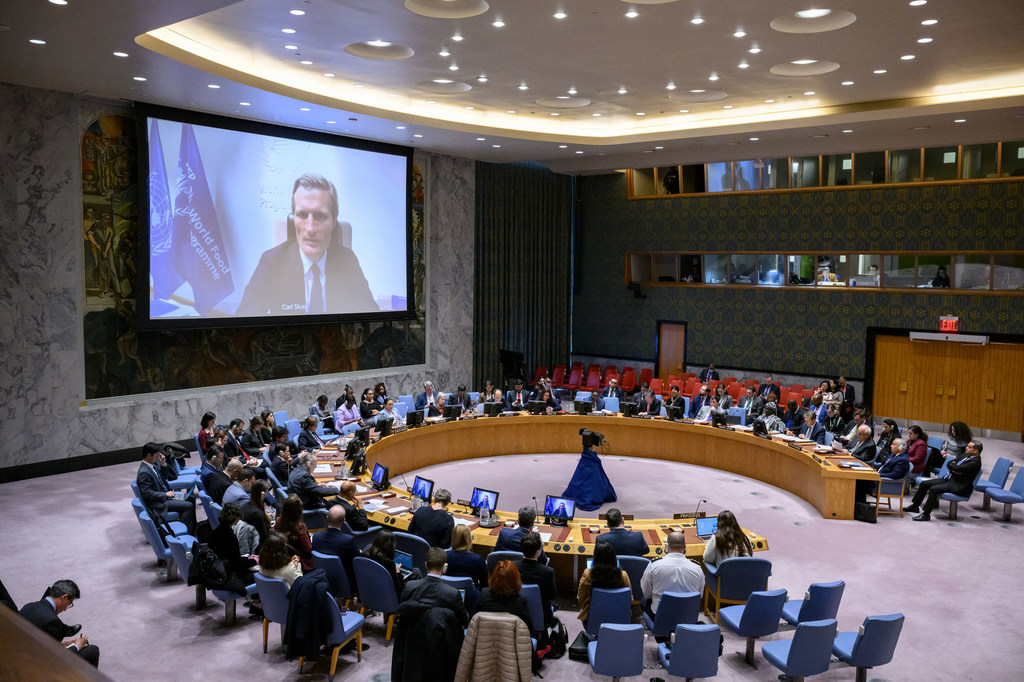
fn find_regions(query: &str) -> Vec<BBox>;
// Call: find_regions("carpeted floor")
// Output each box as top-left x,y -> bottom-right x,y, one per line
1,435 -> 1021,681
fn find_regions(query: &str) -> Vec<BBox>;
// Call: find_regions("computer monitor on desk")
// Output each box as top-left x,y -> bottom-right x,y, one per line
442,404 -> 463,420
574,400 -> 593,415
621,402 -> 639,418
370,462 -> 390,491
470,487 -> 499,511
483,402 -> 503,417
412,476 -> 434,502
527,400 -> 545,415
377,417 -> 394,438
543,495 -> 576,527
406,410 -> 424,428
355,426 -> 371,446
666,405 -> 685,421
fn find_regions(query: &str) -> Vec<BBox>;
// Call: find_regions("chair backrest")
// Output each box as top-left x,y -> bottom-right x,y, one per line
848,613 -> 905,667
137,511 -> 171,562
926,435 -> 945,451
935,455 -> 954,479
649,591 -> 701,637
398,394 -> 416,411
285,418 -> 301,441
667,624 -> 720,679
986,457 -> 1013,488
585,372 -> 601,389
716,557 -> 773,601
587,587 -> 632,637
312,550 -> 353,601
353,557 -> 400,613
737,588 -> 788,637
130,498 -> 145,518
166,535 -> 195,576
393,401 -> 410,419
637,368 -> 653,386
619,369 -> 636,391
264,466 -> 283,491
604,397 -> 620,413
591,624 -> 644,678
198,490 -> 219,530
824,431 -> 835,446
129,480 -> 142,501
650,378 -> 664,394
520,584 -> 545,634
194,433 -> 203,455
784,618 -> 839,677
441,575 -> 474,592
1008,467 -> 1024,496
341,421 -> 361,436
533,366 -> 548,383
616,555 -> 650,602
566,368 -> 583,388
273,410 -> 289,427
574,390 -> 592,401
254,574 -> 291,625
795,580 -> 845,623
551,366 -> 566,386
308,405 -> 318,418
394,531 -> 431,575
486,550 -> 524,574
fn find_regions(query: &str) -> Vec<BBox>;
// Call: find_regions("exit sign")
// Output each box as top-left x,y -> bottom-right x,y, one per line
940,316 -> 959,333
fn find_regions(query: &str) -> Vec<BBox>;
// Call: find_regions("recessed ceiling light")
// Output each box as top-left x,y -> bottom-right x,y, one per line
476,137 -> 485,141
284,44 -> 298,50
465,106 -> 475,110
559,144 -> 568,148
29,39 -> 46,45
449,64 -> 459,71
49,0 -> 68,4
133,76 -> 147,81
792,59 -> 817,65
842,129 -> 853,133
625,10 -> 639,19
518,83 -> 529,91
326,120 -> 336,124
592,113 -> 602,117
636,112 -> 646,116
113,51 -> 128,58
690,89 -> 706,93
678,109 -> 689,113
282,28 -> 296,34
709,74 -> 719,81
506,110 -> 516,114
617,87 -> 628,94
568,87 -> 578,95
478,75 -> 488,82
738,62 -> 749,69
804,91 -> 815,95
208,84 -> 220,89
452,34 -> 464,41
691,16 -> 704,25
811,134 -> 829,138
414,134 -> 423,138
427,100 -> 437,104
750,137 -> 760,141
909,0 -> 927,5
918,37 -> 933,43
323,72 -> 335,77
290,9 -> 306,15
749,46 -> 762,54
396,126 -> 406,129
655,146 -> 664,150
954,118 -> 966,123
492,144 -> 501,148
901,54 -> 915,60
300,60 -> 313,65
353,83 -> 365,88
764,98 -> 776,103
733,30 -> 747,38
575,150 -> 584,154
666,83 -> 677,90
555,96 -> 571,100
841,80 -> 854,85
367,40 -> 392,47
439,47 -> 450,57
921,19 -> 937,25
911,126 -> 930,130
723,105 -> 733,109
299,107 -> 310,111
433,79 -> 453,84
239,101 -> 251,106
796,9 -> 832,19
553,11 -> 567,19
492,19 -> 505,28
874,69 -> 887,74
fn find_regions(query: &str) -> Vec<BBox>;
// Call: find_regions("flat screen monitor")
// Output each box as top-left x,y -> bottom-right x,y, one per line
527,400 -> 546,415
370,462 -> 389,489
355,426 -> 371,446
695,515 -> 719,537
574,400 -> 593,415
412,476 -> 434,501
136,104 -> 413,329
483,401 -> 503,417
377,417 -> 394,437
470,487 -> 499,511
406,410 -> 424,427
543,495 -> 576,521
666,405 -> 685,421
621,402 -> 639,418
442,404 -> 463,419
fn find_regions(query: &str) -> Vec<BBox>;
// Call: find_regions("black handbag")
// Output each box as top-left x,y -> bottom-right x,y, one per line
568,630 -> 594,661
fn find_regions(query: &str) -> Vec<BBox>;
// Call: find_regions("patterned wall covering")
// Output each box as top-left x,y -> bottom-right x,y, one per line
573,173 -> 1024,379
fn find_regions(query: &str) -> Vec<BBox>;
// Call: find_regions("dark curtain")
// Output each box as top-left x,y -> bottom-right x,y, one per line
473,162 -> 574,389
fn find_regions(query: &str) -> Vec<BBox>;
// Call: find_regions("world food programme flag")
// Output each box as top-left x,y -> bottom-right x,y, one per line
172,124 -> 234,314
148,120 -> 184,299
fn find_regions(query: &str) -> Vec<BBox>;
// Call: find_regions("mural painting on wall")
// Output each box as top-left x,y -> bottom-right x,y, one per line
81,114 -> 425,400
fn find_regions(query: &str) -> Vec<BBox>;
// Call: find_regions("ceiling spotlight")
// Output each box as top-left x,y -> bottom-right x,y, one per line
433,78 -> 453,84
464,105 -> 475,110
300,60 -> 313,65
723,105 -> 733,109
666,82 -> 677,90
323,73 -> 336,77
353,83 -> 365,88
427,100 -> 437,104
299,107 -> 310,111
625,10 -> 639,19
476,137 -> 485,141
733,30 -> 747,38
921,19 -> 937,25
492,19 -> 505,27
282,28 -> 296,34
750,137 -> 760,141
284,44 -> 298,50
29,39 -> 46,45
804,91 -> 815,95
636,112 -> 646,116
917,37 -> 933,43
556,96 -> 570,100
396,125 -> 405,129
796,9 -> 831,19
575,150 -> 584,154
553,11 -> 567,19
873,69 -> 887,74
841,80 -> 854,85
842,129 -> 853,133
326,120 -> 336,124
414,134 -> 423,138
690,89 -> 706,93
738,61 -> 749,69
592,113 -> 602,117
654,146 -> 664,150
477,75 -> 488,82
290,9 -> 306,16
49,0 -> 68,4
901,54 -> 915,60
113,51 -> 128,58
367,40 -> 392,47
617,86 -> 628,94
748,46 -> 762,54
792,59 -> 818,65
518,83 -> 529,90
909,0 -> 927,5
239,102 -> 251,106
764,98 -> 776,103
678,109 -> 689,113
492,144 -> 501,148
691,16 -> 704,25
954,118 -> 966,123
133,76 -> 147,81
708,74 -> 719,81
207,84 -> 220,89
449,64 -> 459,70
439,47 -> 450,57
550,112 -> 560,116
568,87 -> 578,95
559,145 -> 568,148
452,33 -> 464,41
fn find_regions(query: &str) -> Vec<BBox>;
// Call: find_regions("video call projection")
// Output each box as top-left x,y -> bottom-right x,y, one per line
145,115 -> 409,321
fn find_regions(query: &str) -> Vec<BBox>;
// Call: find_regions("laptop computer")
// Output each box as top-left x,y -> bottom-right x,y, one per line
695,515 -> 719,539
395,550 -> 415,578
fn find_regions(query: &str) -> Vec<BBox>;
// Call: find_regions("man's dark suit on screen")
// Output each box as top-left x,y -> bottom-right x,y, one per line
596,527 -> 650,557
311,527 -> 360,590
236,239 -> 377,316
20,598 -> 100,666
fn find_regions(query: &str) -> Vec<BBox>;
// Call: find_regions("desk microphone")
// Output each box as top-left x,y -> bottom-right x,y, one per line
694,499 -> 707,517
399,473 -> 411,492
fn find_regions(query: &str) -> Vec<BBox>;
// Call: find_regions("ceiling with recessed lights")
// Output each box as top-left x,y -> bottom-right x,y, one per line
1,0 -> 1023,174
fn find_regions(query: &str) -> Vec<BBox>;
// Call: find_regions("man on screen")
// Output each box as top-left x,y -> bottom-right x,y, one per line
237,173 -> 377,316
471,490 -> 495,510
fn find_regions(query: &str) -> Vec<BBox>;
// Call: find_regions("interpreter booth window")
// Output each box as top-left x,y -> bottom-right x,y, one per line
629,254 -> 653,283
791,156 -> 821,188
992,255 -> 1024,290
954,255 -> 992,290
681,254 -> 702,283
658,166 -> 681,195
631,168 -> 657,196
889,149 -> 922,183
822,154 -> 853,186
849,255 -> 880,287
706,162 -> 732,192
1001,141 -> 1024,177
703,254 -> 731,283
787,255 -> 816,285
757,255 -> 786,286
653,253 -> 679,282
815,255 -> 847,286
918,255 -> 952,288
729,254 -> 758,284
882,255 -> 916,288
923,146 -> 959,182
853,151 -> 887,184
961,143 -> 998,179
762,158 -> 789,190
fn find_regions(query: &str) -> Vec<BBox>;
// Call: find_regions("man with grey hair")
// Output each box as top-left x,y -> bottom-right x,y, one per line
415,381 -> 437,410
844,424 -> 878,462
237,172 -> 377,315
856,438 -> 911,503
639,532 -> 704,622
495,505 -> 549,564
287,451 -> 340,509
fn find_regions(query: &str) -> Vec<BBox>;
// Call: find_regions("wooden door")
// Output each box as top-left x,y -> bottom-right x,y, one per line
656,322 -> 687,380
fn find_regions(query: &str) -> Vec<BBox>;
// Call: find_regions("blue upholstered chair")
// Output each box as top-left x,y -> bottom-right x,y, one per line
211,582 -> 257,626
254,574 -> 291,653
285,418 -> 301,441
587,623 -> 644,681
916,454 -> 952,487
397,394 -> 416,412
832,613 -> 905,682
824,431 -> 835,446
939,468 -> 984,520
441,575 -> 479,616
131,498 -> 187,536
762,618 -> 838,681
166,534 -> 206,608
393,401 -> 410,419
643,590 -> 701,640
976,457 -> 1013,510
702,556 -> 772,623
781,580 -> 845,626
342,521 -> 381,553
303,508 -> 328,531
727,406 -> 747,425
313,550 -> 353,605
586,587 -> 632,638
298,594 -> 365,679
604,396 -> 620,413
341,421 -> 362,436
273,410 -> 289,428
352,556 -> 400,644
485,550 -> 524,574
657,623 -> 720,680
394,531 -> 431,575
616,555 -> 650,603
986,467 -> 1024,521
197,490 -> 219,529
136,510 -> 174,576
719,588 -> 788,665
521,583 -> 546,635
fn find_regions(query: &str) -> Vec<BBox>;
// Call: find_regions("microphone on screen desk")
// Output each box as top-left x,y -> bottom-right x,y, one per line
694,499 -> 707,518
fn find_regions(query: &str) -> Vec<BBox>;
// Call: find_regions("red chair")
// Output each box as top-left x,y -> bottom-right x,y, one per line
722,376 -> 738,384
622,366 -> 635,374
585,370 -> 601,390
666,374 -> 680,385
565,368 -> 583,391
601,372 -> 619,388
802,389 -> 814,399
728,383 -> 745,401
603,365 -> 618,378
587,363 -> 601,377
669,380 -> 684,395
744,379 -> 759,387
638,368 -> 653,388
707,380 -> 722,392
789,384 -> 806,392
551,366 -> 566,389
533,366 -> 548,384
650,378 -> 664,396
620,369 -> 637,393
570,361 -> 584,372
681,372 -> 696,381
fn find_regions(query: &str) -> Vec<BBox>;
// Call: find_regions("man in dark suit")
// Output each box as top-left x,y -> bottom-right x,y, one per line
907,440 -> 984,521
288,453 -> 341,509
415,381 -> 438,410
689,384 -> 711,419
795,411 -> 827,444
202,447 -> 233,504
844,425 -> 878,462
311,505 -> 361,589
296,416 -> 328,452
601,377 -> 624,401
637,389 -> 662,417
401,548 -> 469,626
496,507 -> 549,564
782,399 -> 808,432
224,419 -> 248,463
515,532 -> 557,628
698,364 -> 719,382
268,442 -> 293,487
596,508 -> 650,556
757,374 -> 780,399
236,173 -> 377,316
856,439 -> 911,503
19,580 -> 99,667
450,385 -> 474,410
504,379 -> 529,412
838,376 -> 856,420
137,442 -> 196,534
338,481 -> 370,531
200,446 -> 228,491
408,488 -> 455,548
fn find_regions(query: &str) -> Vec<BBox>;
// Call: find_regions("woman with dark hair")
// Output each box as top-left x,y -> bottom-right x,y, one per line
875,419 -> 901,463
702,510 -> 753,568
240,416 -> 267,458
198,411 -> 216,454
943,421 -> 973,458
374,382 -> 389,408
360,388 -> 381,425
259,410 -> 275,445
313,394 -> 335,431
822,403 -> 845,434
209,502 -> 258,580
714,383 -> 733,410
479,379 -> 496,403
906,425 -> 929,475
257,532 -> 303,588
334,392 -> 363,431
577,541 -> 630,626
273,495 -> 314,572
538,388 -> 560,413
241,479 -> 272,551
366,530 -> 406,596
478,561 -> 533,632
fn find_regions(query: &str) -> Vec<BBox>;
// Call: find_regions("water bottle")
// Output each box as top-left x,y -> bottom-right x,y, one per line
412,495 -> 422,511
480,506 -> 490,525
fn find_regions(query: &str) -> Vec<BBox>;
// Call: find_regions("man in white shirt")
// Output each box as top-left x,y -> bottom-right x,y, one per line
639,532 -> 704,622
